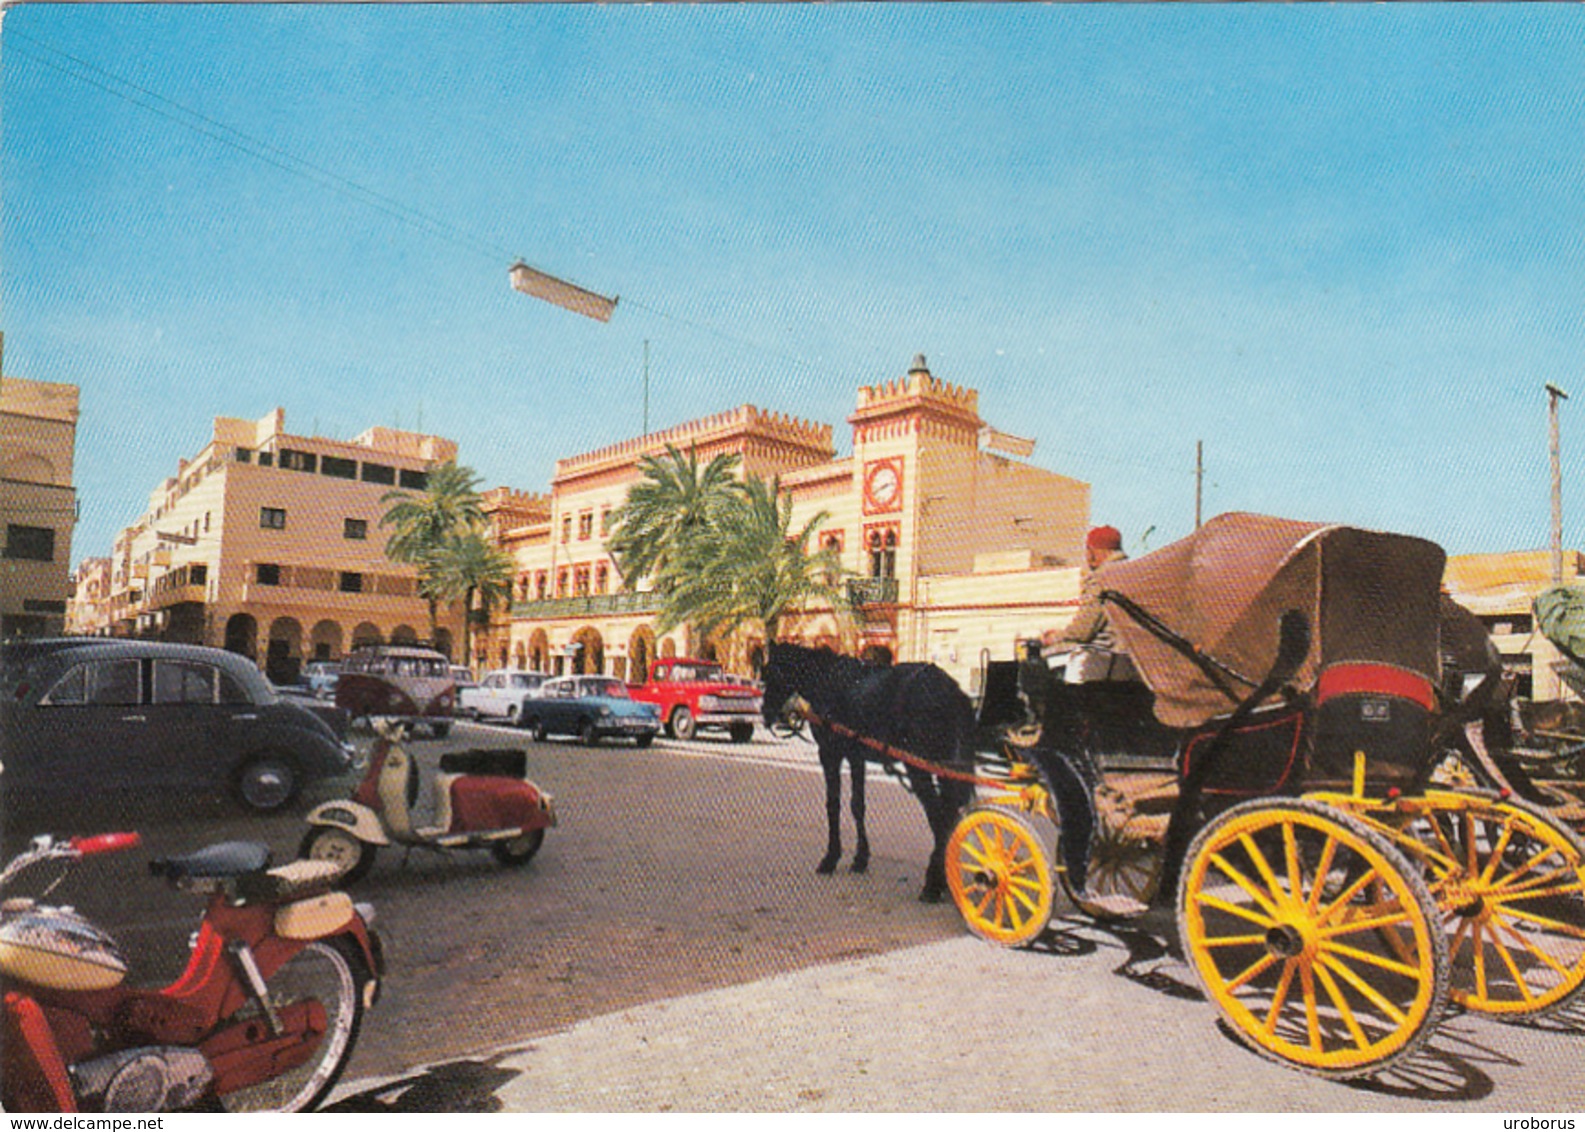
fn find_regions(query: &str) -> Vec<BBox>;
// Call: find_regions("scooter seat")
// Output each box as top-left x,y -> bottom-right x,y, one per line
149,841 -> 272,881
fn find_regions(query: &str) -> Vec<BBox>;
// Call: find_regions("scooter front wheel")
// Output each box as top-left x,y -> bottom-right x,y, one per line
299,826 -> 377,885
213,939 -> 367,1112
493,828 -> 545,867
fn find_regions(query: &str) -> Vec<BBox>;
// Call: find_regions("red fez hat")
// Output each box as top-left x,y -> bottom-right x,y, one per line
1086,525 -> 1122,551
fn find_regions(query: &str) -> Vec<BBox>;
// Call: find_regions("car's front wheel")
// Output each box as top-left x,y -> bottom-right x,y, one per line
580,719 -> 602,747
506,704 -> 520,726
729,722 -> 755,744
670,706 -> 697,741
235,753 -> 300,813
530,717 -> 549,742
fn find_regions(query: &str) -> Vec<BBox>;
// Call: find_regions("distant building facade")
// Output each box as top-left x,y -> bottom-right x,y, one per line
1445,549 -> 1585,702
478,356 -> 1093,692
1,344 -> 81,638
82,408 -> 462,684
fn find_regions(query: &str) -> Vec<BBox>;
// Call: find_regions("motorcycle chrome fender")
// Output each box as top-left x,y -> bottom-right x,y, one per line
303,800 -> 391,846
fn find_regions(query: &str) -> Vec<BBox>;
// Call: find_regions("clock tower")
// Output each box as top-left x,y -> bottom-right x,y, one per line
847,355 -> 984,660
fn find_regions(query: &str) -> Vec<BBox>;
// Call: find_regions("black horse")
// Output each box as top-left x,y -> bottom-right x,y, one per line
760,642 -> 976,902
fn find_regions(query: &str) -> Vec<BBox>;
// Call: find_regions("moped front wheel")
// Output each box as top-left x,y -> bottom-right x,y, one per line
212,939 -> 367,1112
299,826 -> 377,885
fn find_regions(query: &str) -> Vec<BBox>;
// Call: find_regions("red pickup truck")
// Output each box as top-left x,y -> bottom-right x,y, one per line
628,658 -> 762,743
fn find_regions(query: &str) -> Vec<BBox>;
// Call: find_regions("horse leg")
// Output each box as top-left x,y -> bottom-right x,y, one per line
849,755 -> 870,873
907,768 -> 951,903
817,743 -> 843,875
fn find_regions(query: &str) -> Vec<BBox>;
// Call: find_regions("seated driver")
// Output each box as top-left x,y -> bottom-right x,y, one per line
1043,525 -> 1136,682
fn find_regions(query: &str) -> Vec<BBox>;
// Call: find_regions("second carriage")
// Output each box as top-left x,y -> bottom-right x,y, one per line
947,513 -> 1585,1079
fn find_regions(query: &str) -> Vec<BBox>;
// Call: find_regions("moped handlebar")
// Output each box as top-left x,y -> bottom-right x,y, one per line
71,832 -> 142,856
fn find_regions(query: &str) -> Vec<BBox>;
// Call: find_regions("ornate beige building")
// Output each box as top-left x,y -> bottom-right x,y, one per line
81,408 -> 462,684
479,356 -> 1094,692
1,335 -> 81,638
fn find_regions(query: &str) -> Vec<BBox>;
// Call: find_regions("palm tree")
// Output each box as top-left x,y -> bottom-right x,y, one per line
380,461 -> 486,640
424,526 -> 515,665
606,445 -> 744,589
656,475 -> 848,643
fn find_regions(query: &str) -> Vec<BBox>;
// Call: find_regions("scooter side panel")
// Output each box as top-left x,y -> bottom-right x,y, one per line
447,776 -> 555,834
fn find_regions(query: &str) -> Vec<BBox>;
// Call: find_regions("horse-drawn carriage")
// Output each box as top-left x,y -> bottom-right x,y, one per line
948,513 -> 1585,1079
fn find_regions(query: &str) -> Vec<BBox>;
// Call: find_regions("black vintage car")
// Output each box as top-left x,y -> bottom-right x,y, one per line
1,639 -> 356,815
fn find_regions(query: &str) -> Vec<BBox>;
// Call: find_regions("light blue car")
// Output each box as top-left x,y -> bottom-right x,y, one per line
521,675 -> 662,747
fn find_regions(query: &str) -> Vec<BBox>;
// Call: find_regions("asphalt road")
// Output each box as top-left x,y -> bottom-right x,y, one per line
8,721 -> 1585,1112
2,722 -> 960,1082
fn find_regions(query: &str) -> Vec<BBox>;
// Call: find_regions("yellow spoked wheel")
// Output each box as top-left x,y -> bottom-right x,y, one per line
1395,792 -> 1585,1018
946,806 -> 1055,948
1178,799 -> 1448,1079
1061,814 -> 1163,921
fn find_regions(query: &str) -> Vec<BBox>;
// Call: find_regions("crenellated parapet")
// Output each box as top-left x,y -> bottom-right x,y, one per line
851,355 -> 982,446
554,404 -> 833,486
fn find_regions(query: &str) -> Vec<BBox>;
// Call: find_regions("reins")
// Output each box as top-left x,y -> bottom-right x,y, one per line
784,693 -> 1009,790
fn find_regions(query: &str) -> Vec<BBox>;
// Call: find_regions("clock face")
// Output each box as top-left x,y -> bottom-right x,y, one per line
865,460 -> 902,512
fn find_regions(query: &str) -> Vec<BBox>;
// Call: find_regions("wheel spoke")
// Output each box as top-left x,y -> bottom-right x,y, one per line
1494,845 -> 1564,893
1448,915 -> 1473,962
1484,925 -> 1536,1004
1499,881 -> 1585,903
1318,952 -> 1410,1027
1237,832 -> 1288,906
1500,904 -> 1585,940
1321,940 -> 1424,980
1317,909 -> 1413,939
1199,932 -> 1270,949
1300,962 -> 1322,1054
1474,920 -> 1489,1001
1195,892 -> 1278,929
1478,821 -> 1517,886
1264,958 -> 1298,1035
1317,866 -> 1383,927
1208,852 -> 1282,919
1224,953 -> 1279,992
1491,911 -> 1572,980
1307,834 -> 1340,914
1283,822 -> 1304,906
1496,861 -> 1575,897
1314,959 -> 1371,1052
960,837 -> 996,870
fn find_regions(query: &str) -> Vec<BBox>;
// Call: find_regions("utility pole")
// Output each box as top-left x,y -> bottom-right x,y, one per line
1195,440 -> 1203,530
1549,384 -> 1569,585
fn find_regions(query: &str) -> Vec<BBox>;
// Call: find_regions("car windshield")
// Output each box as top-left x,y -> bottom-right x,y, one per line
670,664 -> 723,682
586,679 -> 628,699
510,674 -> 541,689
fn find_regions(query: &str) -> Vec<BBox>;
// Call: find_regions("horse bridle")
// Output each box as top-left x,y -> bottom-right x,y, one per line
771,692 -> 813,741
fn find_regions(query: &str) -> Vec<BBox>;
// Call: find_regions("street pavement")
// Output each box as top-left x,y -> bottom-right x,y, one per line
327,910 -> 1585,1113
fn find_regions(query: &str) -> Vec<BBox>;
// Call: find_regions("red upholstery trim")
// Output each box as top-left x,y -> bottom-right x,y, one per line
1316,663 -> 1434,711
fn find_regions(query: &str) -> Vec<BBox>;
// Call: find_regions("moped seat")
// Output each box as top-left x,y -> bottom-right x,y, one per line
149,841 -> 272,881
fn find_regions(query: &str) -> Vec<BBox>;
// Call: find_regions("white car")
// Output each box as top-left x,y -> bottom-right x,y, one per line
459,669 -> 550,726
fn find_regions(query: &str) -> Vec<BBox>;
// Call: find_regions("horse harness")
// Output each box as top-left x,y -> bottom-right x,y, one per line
782,693 -> 1008,791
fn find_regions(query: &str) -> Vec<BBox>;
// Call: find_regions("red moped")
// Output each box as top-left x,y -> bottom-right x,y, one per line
0,832 -> 383,1112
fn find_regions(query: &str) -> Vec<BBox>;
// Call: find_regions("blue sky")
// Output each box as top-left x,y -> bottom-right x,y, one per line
4,4 -> 1583,563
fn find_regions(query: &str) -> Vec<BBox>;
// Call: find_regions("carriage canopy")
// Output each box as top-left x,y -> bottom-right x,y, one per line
1100,512 -> 1446,729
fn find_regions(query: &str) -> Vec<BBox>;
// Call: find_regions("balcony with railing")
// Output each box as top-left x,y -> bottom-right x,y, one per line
847,576 -> 899,607
510,590 -> 665,619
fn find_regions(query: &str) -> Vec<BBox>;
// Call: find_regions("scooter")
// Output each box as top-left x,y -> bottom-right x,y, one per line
0,832 -> 382,1113
299,724 -> 556,882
